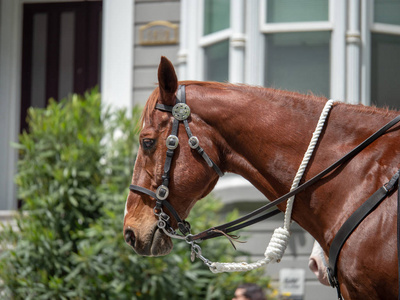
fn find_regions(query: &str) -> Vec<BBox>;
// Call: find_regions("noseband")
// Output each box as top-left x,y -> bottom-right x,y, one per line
129,85 -> 224,264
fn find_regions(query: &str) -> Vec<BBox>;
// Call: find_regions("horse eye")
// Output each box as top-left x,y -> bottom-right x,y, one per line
142,139 -> 155,150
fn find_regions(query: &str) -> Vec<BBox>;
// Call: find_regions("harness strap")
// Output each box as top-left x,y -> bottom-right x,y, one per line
327,170 -> 400,299
398,173 -> 400,300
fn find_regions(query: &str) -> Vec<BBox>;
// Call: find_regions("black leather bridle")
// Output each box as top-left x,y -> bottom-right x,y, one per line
129,85 -> 224,252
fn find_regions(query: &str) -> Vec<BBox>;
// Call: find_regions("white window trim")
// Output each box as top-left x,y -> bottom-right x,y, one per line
229,0 -> 245,83
346,0 -> 362,104
199,28 -> 232,47
245,1 -> 264,85
330,0 -> 346,102
371,23 -> 400,36
260,22 -> 333,33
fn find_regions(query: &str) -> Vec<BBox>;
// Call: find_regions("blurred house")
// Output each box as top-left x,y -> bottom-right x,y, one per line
1,1 -> 399,299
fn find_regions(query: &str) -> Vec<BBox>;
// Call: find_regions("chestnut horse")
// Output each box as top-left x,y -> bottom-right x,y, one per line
124,57 -> 400,299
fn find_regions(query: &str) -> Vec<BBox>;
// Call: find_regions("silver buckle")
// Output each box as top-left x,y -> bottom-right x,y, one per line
188,136 -> 199,149
166,135 -> 179,149
156,185 -> 169,200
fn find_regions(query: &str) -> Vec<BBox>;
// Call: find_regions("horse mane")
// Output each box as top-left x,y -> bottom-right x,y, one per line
140,81 -> 398,129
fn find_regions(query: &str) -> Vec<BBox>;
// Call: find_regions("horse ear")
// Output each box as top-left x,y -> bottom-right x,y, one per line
158,56 -> 178,106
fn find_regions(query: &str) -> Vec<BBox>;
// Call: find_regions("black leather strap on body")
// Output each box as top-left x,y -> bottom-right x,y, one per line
398,173 -> 400,300
188,115 -> 400,242
326,170 -> 400,298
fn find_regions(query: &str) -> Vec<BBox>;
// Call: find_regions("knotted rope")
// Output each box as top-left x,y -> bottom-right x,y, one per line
210,100 -> 334,273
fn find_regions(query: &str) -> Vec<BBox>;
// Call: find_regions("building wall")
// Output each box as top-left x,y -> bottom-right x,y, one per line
133,0 -> 180,107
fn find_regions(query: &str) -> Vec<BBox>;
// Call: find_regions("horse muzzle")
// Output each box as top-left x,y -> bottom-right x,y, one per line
123,223 -> 173,256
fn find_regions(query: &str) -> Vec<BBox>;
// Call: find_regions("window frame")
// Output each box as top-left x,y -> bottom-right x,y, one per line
198,0 -> 233,82
256,0 -> 345,100
361,0 -> 400,106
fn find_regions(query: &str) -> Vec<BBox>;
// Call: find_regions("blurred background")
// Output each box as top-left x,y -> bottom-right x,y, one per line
1,0 -> 399,299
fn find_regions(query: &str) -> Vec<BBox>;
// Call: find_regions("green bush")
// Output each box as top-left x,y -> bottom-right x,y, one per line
0,90 -> 271,299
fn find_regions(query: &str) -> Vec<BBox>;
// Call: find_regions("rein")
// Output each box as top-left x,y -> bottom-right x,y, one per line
129,85 -> 400,274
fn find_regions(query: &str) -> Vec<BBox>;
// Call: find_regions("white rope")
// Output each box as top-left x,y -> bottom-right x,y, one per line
209,100 -> 334,273
283,99 -> 334,229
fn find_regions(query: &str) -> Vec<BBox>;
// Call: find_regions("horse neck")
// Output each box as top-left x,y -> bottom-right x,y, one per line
189,84 -> 328,199
188,83 -> 398,245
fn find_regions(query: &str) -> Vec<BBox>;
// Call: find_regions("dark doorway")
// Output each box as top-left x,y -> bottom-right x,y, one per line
20,1 -> 102,133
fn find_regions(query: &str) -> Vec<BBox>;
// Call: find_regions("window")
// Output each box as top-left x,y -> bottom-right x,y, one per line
266,0 -> 329,23
201,0 -> 230,82
203,0 -> 230,35
21,2 -> 102,132
204,40 -> 229,82
261,0 -> 331,97
370,0 -> 400,109
374,0 -> 400,26
264,31 -> 330,96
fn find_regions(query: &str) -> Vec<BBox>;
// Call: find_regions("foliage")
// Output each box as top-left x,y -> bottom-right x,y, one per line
0,90 -> 271,299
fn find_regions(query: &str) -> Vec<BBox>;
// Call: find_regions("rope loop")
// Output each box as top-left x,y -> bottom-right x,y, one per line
265,227 -> 291,262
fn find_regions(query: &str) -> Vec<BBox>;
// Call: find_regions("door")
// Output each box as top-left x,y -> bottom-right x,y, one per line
20,1 -> 102,132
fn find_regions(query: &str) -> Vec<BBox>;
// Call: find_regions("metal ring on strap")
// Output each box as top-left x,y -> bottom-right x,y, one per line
156,185 -> 169,200
166,135 -> 179,149
188,136 -> 200,149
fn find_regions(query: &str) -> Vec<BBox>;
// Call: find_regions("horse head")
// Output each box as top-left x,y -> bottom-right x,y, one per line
123,57 -> 222,256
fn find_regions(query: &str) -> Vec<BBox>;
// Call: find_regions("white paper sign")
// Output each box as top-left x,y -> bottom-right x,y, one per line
279,268 -> 305,299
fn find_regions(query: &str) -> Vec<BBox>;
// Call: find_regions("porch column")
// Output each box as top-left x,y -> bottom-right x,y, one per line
230,0 -> 245,83
346,0 -> 362,104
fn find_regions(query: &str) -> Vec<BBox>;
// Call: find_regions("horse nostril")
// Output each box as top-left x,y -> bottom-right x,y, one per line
124,229 -> 136,247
